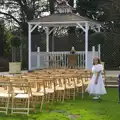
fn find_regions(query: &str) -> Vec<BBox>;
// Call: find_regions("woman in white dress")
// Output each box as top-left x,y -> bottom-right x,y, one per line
86,57 -> 107,99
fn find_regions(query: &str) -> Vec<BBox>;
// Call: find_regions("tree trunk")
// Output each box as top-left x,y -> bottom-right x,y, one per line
20,45 -> 22,62
68,0 -> 76,50
0,24 -> 4,57
0,38 -> 3,57
49,0 -> 55,51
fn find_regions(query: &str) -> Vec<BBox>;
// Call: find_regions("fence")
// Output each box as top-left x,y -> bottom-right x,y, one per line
30,50 -> 99,70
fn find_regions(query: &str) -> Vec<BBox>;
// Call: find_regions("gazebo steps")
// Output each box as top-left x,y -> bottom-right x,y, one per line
105,76 -> 118,88
105,80 -> 117,85
105,85 -> 118,88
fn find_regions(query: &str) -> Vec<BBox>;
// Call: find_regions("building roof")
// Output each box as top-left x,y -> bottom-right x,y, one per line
28,13 -> 101,26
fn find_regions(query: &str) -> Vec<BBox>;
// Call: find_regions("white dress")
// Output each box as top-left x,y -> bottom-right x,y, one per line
86,64 -> 107,95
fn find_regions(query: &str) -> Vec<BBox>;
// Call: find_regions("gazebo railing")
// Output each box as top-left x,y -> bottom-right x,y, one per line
31,51 -> 86,70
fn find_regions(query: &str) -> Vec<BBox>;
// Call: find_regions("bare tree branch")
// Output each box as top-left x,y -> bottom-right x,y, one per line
0,11 -> 20,25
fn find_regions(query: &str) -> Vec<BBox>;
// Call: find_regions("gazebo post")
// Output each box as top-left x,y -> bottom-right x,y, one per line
94,25 -> 101,58
97,25 -> 101,59
45,27 -> 49,52
28,23 -> 32,70
77,22 -> 89,69
85,22 -> 89,69
48,27 -> 57,52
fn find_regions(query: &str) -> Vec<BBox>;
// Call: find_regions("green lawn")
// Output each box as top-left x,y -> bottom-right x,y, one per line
0,88 -> 120,120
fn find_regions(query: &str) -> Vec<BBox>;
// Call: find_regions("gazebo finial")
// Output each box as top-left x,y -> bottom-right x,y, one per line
55,0 -> 73,14
56,0 -> 68,5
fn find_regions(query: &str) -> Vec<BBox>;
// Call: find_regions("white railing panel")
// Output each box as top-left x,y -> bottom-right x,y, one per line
31,53 -> 37,70
31,51 -> 98,70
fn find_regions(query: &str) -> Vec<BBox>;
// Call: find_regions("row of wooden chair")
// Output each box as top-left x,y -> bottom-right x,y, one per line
0,76 -> 33,114
0,69 -> 92,115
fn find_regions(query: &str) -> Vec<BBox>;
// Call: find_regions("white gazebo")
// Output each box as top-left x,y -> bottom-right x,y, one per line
27,0 -> 101,70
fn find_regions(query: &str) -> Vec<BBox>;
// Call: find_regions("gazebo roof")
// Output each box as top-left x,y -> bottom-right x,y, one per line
28,13 -> 101,26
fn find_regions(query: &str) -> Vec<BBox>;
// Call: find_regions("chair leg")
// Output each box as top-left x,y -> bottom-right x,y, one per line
82,85 -> 84,98
62,90 -> 65,103
11,97 -> 14,114
31,97 -> 36,113
40,96 -> 44,112
73,88 -> 76,100
27,98 -> 30,114
6,97 -> 10,115
52,93 -> 55,103
47,93 -> 50,103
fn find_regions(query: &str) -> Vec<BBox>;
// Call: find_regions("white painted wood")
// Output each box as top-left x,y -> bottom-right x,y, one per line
98,44 -> 101,58
45,27 -> 49,52
85,22 -> 89,69
92,46 -> 95,59
28,24 -> 31,70
30,51 -> 98,70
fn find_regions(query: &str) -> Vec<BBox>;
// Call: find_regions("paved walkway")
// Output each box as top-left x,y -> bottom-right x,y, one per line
0,71 -> 27,76
0,70 -> 119,77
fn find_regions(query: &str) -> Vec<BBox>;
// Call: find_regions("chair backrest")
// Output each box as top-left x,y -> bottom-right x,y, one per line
80,71 -> 92,81
9,76 -> 22,82
54,76 -> 65,88
75,74 -> 83,84
63,74 -> 76,87
28,76 -> 44,92
11,80 -> 31,96
0,80 -> 11,93
43,78 -> 55,92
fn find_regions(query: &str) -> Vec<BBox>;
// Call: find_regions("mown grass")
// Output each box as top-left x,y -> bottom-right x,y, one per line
0,88 -> 119,120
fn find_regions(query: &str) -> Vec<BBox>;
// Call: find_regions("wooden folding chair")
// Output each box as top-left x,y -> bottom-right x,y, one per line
9,76 -> 27,92
0,78 -> 11,114
75,74 -> 84,98
81,71 -> 92,91
43,78 -> 55,103
11,80 -> 33,114
64,75 -> 76,100
54,76 -> 65,102
28,76 -> 45,112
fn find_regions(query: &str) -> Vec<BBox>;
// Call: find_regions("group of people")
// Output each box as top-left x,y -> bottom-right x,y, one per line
86,57 -> 107,100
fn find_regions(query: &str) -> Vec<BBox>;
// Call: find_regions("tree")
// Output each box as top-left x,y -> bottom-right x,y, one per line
76,0 -> 120,69
48,0 -> 54,14
48,0 -> 54,51
10,36 -> 22,62
68,0 -> 76,50
101,0 -> 120,34
90,32 -> 105,46
76,0 -> 107,20
0,20 -> 4,56
77,0 -> 120,33
0,20 -> 12,58
0,0 -> 49,36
